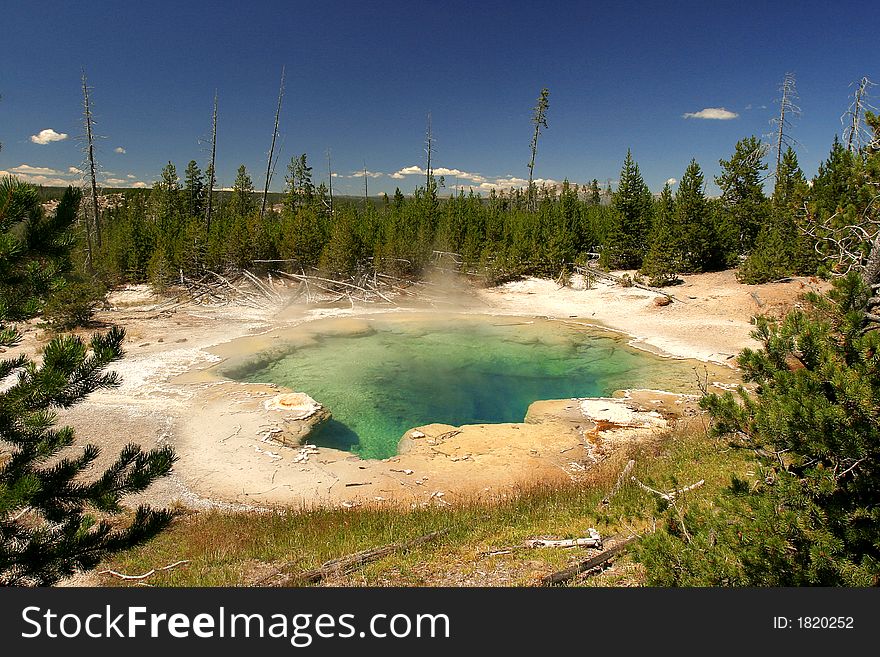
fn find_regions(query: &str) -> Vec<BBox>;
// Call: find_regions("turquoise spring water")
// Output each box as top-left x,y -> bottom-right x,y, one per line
224,314 -> 702,460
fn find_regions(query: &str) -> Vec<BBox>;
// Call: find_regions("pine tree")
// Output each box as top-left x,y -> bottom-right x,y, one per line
392,188 -> 405,210
230,164 -> 255,218
279,206 -> 325,269
150,161 -> 182,228
811,136 -> 858,222
601,150 -> 653,269
674,159 -> 720,272
715,136 -> 769,255
183,160 -> 205,218
1,178 -> 176,586
283,154 -> 314,213
588,179 -> 601,206
319,208 -> 364,278
738,147 -> 814,283
641,183 -> 679,286
544,180 -> 578,273
638,274 -> 880,586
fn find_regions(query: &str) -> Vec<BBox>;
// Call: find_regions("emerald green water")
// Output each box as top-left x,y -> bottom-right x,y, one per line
223,314 -> 702,460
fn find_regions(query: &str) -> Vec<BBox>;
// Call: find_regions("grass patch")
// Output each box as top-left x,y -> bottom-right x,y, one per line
95,418 -> 752,587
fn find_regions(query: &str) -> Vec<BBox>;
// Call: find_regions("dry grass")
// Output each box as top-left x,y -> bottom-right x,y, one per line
91,418 -> 751,587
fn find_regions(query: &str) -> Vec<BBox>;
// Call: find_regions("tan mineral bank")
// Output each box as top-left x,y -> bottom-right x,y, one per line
26,270 -> 822,511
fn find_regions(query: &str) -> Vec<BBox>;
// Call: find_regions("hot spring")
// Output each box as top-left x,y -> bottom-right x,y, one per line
218,313 -> 711,460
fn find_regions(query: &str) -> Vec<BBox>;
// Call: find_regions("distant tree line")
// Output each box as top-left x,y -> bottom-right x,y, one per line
89,153 -> 616,289
72,122 -> 871,294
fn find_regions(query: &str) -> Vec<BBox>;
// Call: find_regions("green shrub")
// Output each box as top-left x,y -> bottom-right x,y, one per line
43,276 -> 107,329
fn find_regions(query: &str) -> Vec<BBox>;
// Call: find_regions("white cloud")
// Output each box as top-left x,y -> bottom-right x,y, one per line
666,177 -> 678,186
30,129 -> 68,144
468,176 -> 562,193
1,163 -> 84,186
10,164 -> 60,175
2,163 -> 149,189
390,165 -> 424,179
434,167 -> 487,183
389,163 -> 563,193
350,170 -> 383,178
682,107 -> 739,120
132,181 -> 148,188
114,146 -> 126,154
0,169 -> 73,186
390,165 -> 487,184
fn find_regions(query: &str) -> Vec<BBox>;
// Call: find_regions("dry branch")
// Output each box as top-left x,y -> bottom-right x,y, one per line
98,560 -> 190,581
600,459 -> 635,505
631,477 -> 704,501
258,530 -> 446,587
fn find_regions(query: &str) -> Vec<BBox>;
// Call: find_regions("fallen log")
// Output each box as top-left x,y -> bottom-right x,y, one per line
525,537 -> 602,549
573,265 -> 683,303
260,530 -> 446,587
243,269 -> 284,301
482,529 -> 602,555
538,536 -> 637,586
274,270 -> 397,305
525,528 -> 602,549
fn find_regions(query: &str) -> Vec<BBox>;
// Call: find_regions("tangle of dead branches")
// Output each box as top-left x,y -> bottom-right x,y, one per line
800,186 -> 880,280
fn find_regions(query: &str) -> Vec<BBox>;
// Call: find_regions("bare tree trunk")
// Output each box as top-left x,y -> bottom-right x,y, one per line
773,73 -> 799,175
862,233 -> 880,289
527,88 -> 549,212
774,93 -> 786,173
363,161 -> 369,205
844,77 -> 875,153
205,91 -> 218,233
425,112 -> 433,189
847,79 -> 866,153
81,72 -> 101,267
527,122 -> 539,210
327,149 -> 334,216
261,67 -> 285,218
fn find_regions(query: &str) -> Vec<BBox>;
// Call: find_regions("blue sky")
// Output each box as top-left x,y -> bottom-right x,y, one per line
1,0 -> 876,196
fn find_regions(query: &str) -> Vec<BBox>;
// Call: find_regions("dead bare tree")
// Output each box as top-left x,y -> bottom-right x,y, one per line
842,77 -> 876,153
424,111 -> 434,190
363,160 -> 369,204
80,71 -> 102,267
260,66 -> 285,218
527,87 -> 550,212
771,73 -> 800,176
326,148 -> 334,215
205,91 -> 218,232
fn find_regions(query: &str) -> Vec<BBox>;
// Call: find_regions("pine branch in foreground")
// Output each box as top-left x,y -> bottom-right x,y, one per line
1,177 -> 176,586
